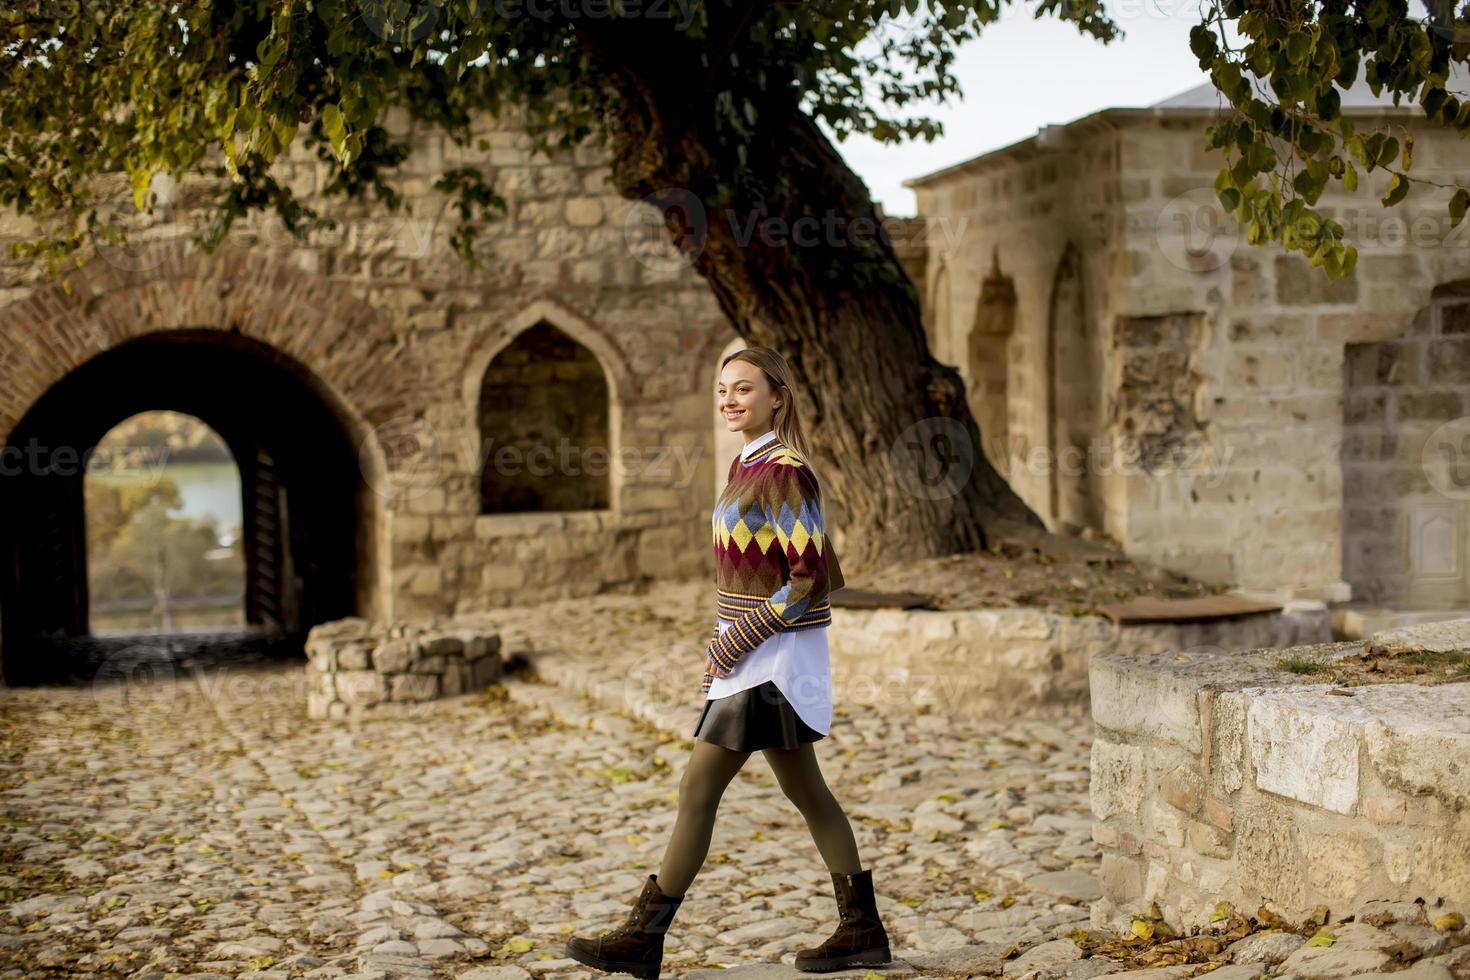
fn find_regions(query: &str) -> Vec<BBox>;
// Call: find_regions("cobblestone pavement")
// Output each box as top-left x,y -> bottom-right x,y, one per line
9,585 -> 1461,979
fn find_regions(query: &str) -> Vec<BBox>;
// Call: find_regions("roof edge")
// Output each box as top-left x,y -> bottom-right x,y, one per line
902,102 -> 1424,189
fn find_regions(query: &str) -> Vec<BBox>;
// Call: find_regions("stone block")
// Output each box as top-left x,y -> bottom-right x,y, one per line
1159,765 -> 1204,815
1363,718 -> 1470,813
1091,740 -> 1147,821
1363,794 -> 1408,823
338,642 -> 370,670
1234,806 -> 1306,909
1186,819 -> 1232,859
391,673 -> 439,701
1090,657 -> 1201,752
1098,852 -> 1144,903
469,654 -> 503,690
1205,797 -> 1234,831
337,671 -> 387,707
1304,831 -> 1375,897
305,640 -> 337,672
1412,835 -> 1470,898
1276,254 -> 1360,306
422,635 -> 465,657
374,639 -> 417,673
1150,800 -> 1185,846
1208,691 -> 1247,794
1248,689 -> 1361,814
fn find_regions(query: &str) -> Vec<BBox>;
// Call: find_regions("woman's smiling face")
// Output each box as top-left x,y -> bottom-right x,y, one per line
718,359 -> 782,436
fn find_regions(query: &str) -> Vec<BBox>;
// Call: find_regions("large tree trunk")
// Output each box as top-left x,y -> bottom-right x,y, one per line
579,41 -> 1046,573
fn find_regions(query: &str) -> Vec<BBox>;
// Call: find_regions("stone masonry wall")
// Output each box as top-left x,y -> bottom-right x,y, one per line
915,109 -> 1470,602
828,599 -> 1331,721
0,102 -> 737,626
911,120 -> 1128,539
1088,618 -> 1470,934
1117,111 -> 1470,600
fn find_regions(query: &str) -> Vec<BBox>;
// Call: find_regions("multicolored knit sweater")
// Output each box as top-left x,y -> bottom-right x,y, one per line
703,434 -> 832,693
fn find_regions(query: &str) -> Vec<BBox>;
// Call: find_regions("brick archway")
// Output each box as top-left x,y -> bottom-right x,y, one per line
0,241 -> 414,443
0,244 -> 404,684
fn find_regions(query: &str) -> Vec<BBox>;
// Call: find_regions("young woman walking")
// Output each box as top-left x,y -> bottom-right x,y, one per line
564,346 -> 892,978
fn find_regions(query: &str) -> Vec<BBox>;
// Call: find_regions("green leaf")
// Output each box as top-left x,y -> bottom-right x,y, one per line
1189,24 -> 1218,64
322,103 -> 345,142
1382,172 -> 1410,207
1449,189 -> 1468,229
1286,32 -> 1311,65
1316,86 -> 1341,121
1306,930 -> 1336,947
1246,141 -> 1277,172
129,165 -> 153,212
1379,136 -> 1399,167
1234,121 -> 1254,154
1424,87 -> 1448,119
256,35 -> 286,71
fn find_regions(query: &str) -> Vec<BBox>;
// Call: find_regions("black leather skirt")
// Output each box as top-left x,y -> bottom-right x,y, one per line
692,679 -> 825,752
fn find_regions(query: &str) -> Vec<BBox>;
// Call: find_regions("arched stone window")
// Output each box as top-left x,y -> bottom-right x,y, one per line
478,321 -> 611,513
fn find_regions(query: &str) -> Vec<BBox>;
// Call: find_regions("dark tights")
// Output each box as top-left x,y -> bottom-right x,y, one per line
654,739 -> 862,898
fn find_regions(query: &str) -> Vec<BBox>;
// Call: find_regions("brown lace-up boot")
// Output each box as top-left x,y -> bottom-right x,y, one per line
794,867 -> 892,972
565,873 -> 685,979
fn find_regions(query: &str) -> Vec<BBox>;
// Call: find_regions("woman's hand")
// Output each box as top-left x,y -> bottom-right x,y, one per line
705,636 -> 734,678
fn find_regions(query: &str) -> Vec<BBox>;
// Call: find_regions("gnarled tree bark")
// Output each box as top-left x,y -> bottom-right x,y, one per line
579,37 -> 1045,573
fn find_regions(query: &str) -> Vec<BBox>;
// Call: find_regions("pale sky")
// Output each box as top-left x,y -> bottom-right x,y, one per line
825,0 -> 1246,216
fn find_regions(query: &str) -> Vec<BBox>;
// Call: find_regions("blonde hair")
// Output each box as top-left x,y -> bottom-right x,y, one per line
720,346 -> 828,513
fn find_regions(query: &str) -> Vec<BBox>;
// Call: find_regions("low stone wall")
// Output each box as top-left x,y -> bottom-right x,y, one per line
1088,618 -> 1470,933
827,597 -> 1331,719
305,615 -> 519,719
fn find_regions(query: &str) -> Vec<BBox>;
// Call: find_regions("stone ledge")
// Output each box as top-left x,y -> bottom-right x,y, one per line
304,615 -> 530,719
828,597 -> 1330,721
1089,616 -> 1470,933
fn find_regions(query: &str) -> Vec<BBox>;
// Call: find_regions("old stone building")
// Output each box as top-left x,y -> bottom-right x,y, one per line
906,71 -> 1470,627
6,71 -> 1468,682
0,103 -> 768,680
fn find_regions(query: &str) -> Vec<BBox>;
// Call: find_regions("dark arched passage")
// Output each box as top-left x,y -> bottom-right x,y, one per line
0,329 -> 368,685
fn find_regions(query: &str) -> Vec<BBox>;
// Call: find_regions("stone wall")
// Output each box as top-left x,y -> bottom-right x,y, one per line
909,119 -> 1125,530
912,108 -> 1470,603
1088,618 -> 1470,934
1343,283 -> 1470,609
304,614 -> 529,719
827,598 -> 1330,720
0,102 -> 736,628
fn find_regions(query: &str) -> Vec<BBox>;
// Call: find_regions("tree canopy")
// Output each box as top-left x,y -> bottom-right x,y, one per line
1191,0 -> 1470,279
3,1 -> 1467,281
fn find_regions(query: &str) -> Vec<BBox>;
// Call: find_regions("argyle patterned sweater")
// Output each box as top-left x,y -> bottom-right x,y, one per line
702,436 -> 833,694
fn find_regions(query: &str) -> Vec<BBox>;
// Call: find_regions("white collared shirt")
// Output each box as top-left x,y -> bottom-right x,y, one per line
705,428 -> 833,735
